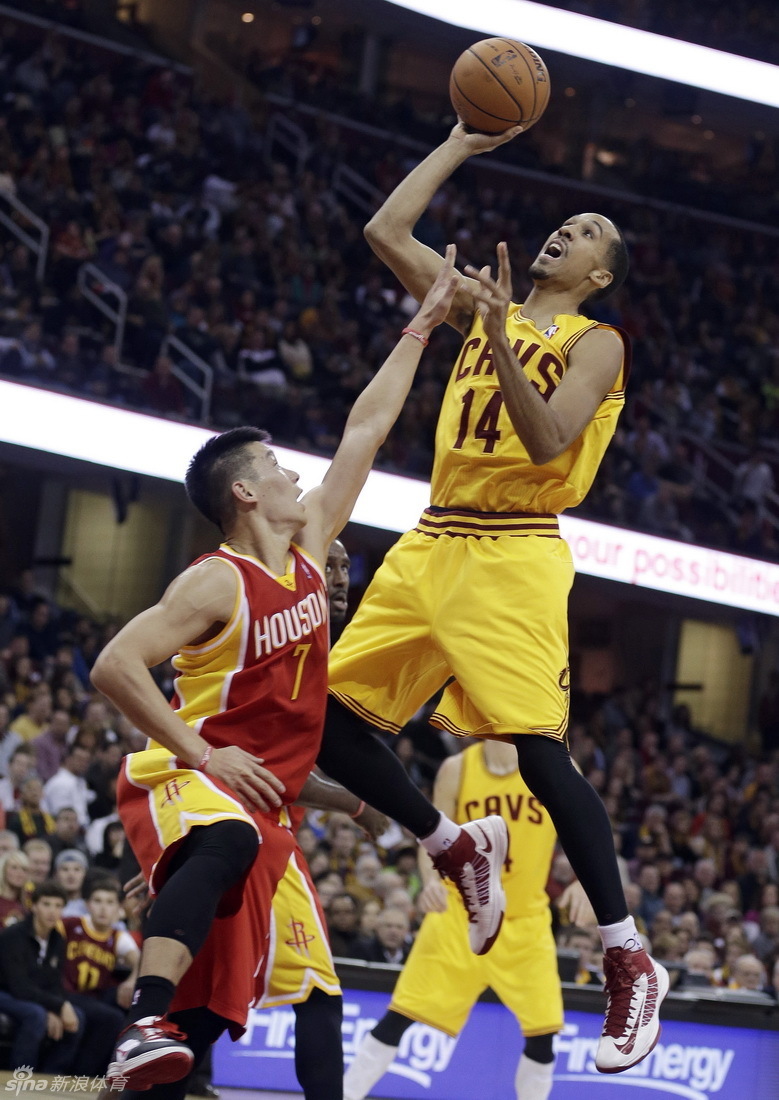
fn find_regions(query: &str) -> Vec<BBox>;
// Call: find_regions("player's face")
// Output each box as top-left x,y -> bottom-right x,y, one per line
243,444 -> 305,526
88,890 -> 120,930
326,540 -> 351,623
529,212 -> 618,294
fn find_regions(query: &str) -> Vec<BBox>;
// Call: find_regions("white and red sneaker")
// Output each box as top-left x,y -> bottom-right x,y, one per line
432,816 -> 508,955
596,948 -> 669,1073
107,1015 -> 194,1090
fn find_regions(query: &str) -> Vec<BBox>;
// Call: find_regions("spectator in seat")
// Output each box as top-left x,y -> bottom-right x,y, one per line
0,745 -> 35,811
0,832 -> 19,857
7,775 -> 56,845
0,880 -> 84,1071
729,954 -> 766,992
23,838 -> 53,885
43,744 -> 94,827
54,849 -> 88,918
10,687 -> 52,743
0,321 -> 55,379
32,707 -> 72,783
326,893 -> 367,960
355,907 -> 412,965
50,806 -> 88,859
62,878 -> 138,1075
141,353 -> 186,416
0,850 -> 30,928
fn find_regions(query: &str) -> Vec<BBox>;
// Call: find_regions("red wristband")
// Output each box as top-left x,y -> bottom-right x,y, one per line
349,800 -> 366,819
197,744 -> 213,772
401,327 -> 429,347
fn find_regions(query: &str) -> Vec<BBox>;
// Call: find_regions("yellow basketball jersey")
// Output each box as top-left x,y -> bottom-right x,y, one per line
431,306 -> 629,513
454,744 -> 557,918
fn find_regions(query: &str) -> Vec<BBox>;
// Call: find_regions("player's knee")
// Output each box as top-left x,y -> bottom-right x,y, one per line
195,819 -> 259,878
523,1032 -> 555,1064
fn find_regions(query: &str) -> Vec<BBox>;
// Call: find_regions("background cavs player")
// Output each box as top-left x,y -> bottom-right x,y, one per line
344,739 -> 587,1100
90,249 -> 510,1092
317,121 -> 669,1075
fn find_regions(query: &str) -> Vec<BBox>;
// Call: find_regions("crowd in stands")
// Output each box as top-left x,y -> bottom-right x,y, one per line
0,18 -> 776,561
0,556 -> 777,1073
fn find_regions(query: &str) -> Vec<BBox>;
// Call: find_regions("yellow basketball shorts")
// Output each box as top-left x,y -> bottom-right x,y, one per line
255,846 -> 341,1008
329,527 -> 574,739
390,897 -> 563,1038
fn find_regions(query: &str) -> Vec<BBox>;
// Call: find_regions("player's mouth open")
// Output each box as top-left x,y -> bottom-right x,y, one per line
544,241 -> 564,258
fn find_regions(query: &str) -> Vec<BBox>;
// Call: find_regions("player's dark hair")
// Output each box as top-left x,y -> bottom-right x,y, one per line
185,426 -> 271,531
31,879 -> 67,904
585,222 -> 629,305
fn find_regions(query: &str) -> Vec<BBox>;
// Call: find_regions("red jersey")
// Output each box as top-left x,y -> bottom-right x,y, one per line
162,543 -> 330,806
62,916 -> 136,993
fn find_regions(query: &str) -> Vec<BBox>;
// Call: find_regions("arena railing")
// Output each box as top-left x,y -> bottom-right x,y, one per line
0,188 -> 50,284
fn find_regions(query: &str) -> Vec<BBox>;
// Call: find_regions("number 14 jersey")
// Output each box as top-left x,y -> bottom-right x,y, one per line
432,306 -> 630,515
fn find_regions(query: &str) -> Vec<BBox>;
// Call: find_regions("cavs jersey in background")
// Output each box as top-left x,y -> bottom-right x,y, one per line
63,916 -> 138,994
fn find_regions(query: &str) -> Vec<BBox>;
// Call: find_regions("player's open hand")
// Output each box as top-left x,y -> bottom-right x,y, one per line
465,241 -> 513,342
449,120 -> 523,155
408,243 -> 460,335
354,803 -> 390,841
418,877 -> 449,914
206,746 -> 286,812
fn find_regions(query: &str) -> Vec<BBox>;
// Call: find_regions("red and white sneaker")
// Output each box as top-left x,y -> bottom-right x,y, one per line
596,948 -> 669,1073
432,816 -> 508,955
107,1015 -> 194,1090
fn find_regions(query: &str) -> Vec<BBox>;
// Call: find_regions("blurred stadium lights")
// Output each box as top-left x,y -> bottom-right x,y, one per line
384,0 -> 779,108
3,380 -> 779,615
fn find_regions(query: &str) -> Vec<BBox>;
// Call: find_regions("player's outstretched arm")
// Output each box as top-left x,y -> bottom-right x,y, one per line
296,770 -> 389,840
417,752 -> 464,914
301,247 -> 459,549
91,559 -> 285,812
365,122 -> 522,334
467,243 -> 624,464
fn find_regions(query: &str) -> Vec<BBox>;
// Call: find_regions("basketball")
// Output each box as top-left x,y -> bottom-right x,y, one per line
449,37 -> 551,134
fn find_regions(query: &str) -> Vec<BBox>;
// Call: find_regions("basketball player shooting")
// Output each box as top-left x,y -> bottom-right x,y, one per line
317,120 -> 669,1074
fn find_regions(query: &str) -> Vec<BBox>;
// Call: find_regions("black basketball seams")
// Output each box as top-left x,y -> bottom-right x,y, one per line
465,47 -> 524,122
452,70 -> 520,125
493,38 -> 539,123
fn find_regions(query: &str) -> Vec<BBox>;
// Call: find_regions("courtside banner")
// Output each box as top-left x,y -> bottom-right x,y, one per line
2,380 -> 779,615
213,989 -> 779,1098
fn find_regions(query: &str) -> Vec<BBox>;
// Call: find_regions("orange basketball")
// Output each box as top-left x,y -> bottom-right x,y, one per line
449,37 -> 551,134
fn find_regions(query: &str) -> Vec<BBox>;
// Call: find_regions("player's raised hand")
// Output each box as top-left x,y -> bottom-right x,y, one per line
418,876 -> 449,914
206,746 -> 286,812
407,243 -> 460,335
449,120 -> 523,155
465,241 -> 513,342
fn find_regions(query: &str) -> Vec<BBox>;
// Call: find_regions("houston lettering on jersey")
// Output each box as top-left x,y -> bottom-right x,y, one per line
165,544 -> 330,804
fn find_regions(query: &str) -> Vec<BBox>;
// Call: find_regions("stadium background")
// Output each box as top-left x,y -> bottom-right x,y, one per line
0,1 -> 777,1097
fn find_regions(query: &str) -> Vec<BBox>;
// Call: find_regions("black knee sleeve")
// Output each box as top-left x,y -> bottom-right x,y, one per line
317,697 -> 439,837
372,1009 -> 413,1047
144,820 -> 259,955
513,735 -> 627,925
524,1032 -> 555,1064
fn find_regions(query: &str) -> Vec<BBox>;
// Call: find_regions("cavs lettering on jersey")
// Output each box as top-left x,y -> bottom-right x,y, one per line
454,744 -> 557,919
62,916 -> 131,993
160,543 -> 329,806
431,306 -> 630,515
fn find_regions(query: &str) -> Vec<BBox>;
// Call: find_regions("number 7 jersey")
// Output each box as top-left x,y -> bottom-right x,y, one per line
163,543 -> 330,806
431,305 -> 630,514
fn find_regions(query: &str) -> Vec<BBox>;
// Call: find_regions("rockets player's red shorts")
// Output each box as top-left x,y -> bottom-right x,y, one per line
119,748 -> 296,1037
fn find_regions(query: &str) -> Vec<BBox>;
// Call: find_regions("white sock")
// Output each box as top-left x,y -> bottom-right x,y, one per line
418,813 -> 461,854
598,915 -> 642,952
515,1053 -> 554,1100
343,1033 -> 398,1100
